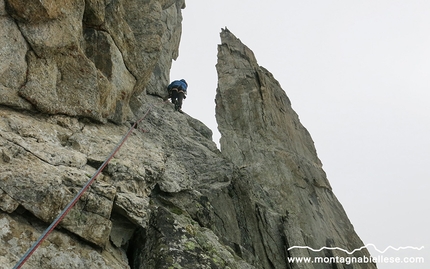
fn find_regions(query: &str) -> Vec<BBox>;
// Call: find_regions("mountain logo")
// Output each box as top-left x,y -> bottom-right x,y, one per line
287,244 -> 424,255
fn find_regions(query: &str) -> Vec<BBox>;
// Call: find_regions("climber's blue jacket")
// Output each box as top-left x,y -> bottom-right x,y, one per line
167,79 -> 188,93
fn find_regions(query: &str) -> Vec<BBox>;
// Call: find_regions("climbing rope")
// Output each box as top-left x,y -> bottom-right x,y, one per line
13,106 -> 152,269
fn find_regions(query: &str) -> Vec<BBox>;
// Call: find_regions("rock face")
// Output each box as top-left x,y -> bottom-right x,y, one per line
0,1 -> 376,268
215,28 -> 377,269
1,0 -> 184,123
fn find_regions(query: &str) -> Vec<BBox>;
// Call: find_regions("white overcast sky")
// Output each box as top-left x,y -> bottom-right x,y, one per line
170,1 -> 429,268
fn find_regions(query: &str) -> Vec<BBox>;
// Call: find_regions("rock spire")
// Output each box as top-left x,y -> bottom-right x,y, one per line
215,28 -> 377,268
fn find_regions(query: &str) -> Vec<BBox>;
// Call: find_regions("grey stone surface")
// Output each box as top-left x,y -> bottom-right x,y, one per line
1,0 -> 184,123
214,28 -> 377,269
0,2 -> 376,268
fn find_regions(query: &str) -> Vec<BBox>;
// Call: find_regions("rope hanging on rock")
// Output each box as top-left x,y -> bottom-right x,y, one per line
13,106 -> 152,269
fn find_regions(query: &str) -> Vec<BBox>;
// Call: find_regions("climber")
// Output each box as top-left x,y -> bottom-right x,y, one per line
166,79 -> 188,113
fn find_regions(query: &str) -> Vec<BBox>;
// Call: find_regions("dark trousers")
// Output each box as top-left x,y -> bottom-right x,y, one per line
171,89 -> 184,110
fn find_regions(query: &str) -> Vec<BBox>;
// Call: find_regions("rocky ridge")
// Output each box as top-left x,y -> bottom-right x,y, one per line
0,1 -> 376,268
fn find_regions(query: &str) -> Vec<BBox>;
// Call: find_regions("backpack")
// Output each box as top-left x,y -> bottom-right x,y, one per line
167,79 -> 188,92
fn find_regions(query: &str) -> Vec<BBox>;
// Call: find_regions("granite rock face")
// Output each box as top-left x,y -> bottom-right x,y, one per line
215,28 -> 377,269
0,99 -> 241,268
1,0 -> 184,123
0,1 -> 376,268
